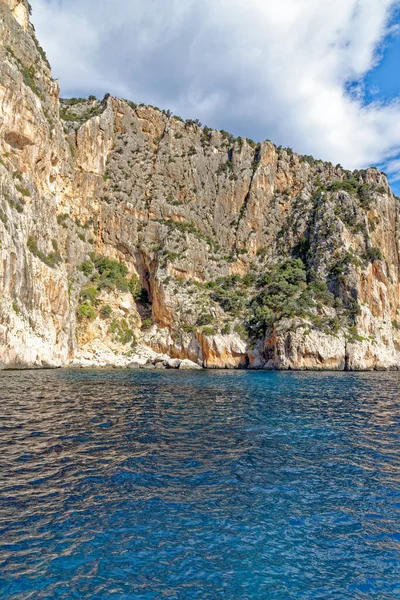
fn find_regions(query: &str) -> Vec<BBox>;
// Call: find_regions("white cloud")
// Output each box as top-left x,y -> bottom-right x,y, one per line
386,157 -> 400,181
30,0 -> 400,180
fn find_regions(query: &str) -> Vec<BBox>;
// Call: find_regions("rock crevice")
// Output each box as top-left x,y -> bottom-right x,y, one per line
1,4 -> 400,370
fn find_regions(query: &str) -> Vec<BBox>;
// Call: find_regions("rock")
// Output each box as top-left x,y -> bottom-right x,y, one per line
127,362 -> 140,369
166,358 -> 181,369
179,359 -> 203,370
119,301 -> 133,315
247,339 -> 267,369
155,362 -> 166,369
142,363 -> 156,370
1,2 -> 400,372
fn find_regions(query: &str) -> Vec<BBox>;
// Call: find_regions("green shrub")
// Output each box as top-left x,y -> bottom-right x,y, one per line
252,305 -> 276,334
326,318 -> 341,334
93,254 -> 128,278
292,236 -> 310,262
100,304 -> 112,318
307,280 -> 335,307
0,208 -> 7,225
165,251 -> 180,262
45,251 -> 62,267
242,272 -> 256,287
77,303 -> 97,320
109,318 -> 135,344
27,235 -> 37,254
221,323 -> 232,335
328,179 -> 359,194
202,326 -> 217,336
157,218 -> 216,250
78,260 -> 93,276
57,213 -> 69,227
363,247 -> 383,263
210,287 -> 246,316
346,326 -> 364,343
351,222 -> 366,235
21,64 -> 41,97
249,258 -> 308,336
205,274 -> 248,317
182,325 -> 196,333
234,324 -> 248,339
311,315 -> 341,335
16,185 -> 30,197
115,278 -> 130,293
196,313 -> 213,326
142,318 -> 153,330
77,256 -> 140,310
129,274 -> 142,298
80,286 -> 99,305
59,109 -> 79,121
330,252 -> 358,277
91,254 -> 132,291
347,298 -> 361,319
358,184 -> 372,207
27,235 -> 62,268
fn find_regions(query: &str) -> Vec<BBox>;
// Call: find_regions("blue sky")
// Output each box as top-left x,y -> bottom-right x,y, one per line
31,0 -> 400,195
363,6 -> 400,194
363,6 -> 400,104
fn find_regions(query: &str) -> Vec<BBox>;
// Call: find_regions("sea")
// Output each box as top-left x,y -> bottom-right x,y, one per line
0,369 -> 399,599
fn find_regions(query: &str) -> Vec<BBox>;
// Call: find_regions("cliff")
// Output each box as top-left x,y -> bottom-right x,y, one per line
1,0 -> 400,370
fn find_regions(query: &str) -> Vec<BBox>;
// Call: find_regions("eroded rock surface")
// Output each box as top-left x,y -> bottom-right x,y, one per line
1,1 -> 400,370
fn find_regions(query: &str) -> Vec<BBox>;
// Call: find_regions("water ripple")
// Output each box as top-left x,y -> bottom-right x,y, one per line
0,369 -> 399,599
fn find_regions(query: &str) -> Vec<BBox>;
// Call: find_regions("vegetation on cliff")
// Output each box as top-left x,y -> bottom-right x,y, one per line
1,0 -> 399,369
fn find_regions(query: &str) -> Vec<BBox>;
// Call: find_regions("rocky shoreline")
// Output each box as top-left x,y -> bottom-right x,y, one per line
1,0 -> 400,372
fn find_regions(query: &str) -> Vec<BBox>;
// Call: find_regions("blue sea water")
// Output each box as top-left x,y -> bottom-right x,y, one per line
0,369 -> 399,599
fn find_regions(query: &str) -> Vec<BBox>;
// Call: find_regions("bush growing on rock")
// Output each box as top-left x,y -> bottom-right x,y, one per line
363,247 -> 383,263
100,304 -> 112,318
328,180 -> 359,194
27,235 -> 62,268
92,255 -> 128,287
80,286 -> 98,305
201,326 -> 217,337
249,259 -> 321,337
77,303 -> 97,321
196,313 -> 213,326
221,323 -> 232,335
109,318 -> 135,345
129,274 -> 142,298
78,261 -> 93,276
142,318 -> 153,330
77,254 -> 147,301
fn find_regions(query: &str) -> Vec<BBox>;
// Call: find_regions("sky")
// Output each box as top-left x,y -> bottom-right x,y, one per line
30,0 -> 400,195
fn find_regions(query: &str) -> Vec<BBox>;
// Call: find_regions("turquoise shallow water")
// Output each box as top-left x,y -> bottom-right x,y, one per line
0,369 -> 399,599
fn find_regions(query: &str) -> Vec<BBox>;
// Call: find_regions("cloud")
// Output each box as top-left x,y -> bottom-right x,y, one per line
30,0 -> 400,181
386,157 -> 400,181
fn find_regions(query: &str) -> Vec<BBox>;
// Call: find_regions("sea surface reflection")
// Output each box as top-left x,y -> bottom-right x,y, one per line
0,369 -> 399,599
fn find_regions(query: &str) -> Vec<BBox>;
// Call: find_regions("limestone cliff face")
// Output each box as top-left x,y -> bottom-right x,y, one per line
1,1 -> 400,370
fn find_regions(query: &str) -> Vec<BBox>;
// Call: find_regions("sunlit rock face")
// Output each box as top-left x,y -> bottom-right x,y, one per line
1,1 -> 400,370
4,0 -> 29,30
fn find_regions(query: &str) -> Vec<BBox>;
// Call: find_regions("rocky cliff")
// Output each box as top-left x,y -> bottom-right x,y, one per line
1,0 -> 400,370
